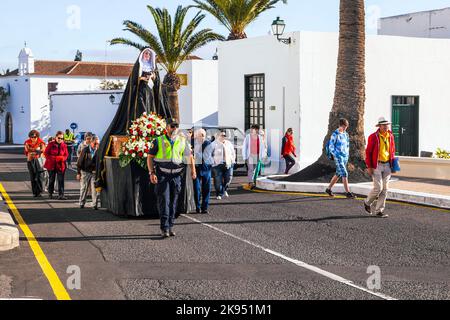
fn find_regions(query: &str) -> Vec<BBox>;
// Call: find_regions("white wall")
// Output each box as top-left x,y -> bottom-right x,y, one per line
50,91 -> 123,139
191,60 -> 218,125
0,76 -> 31,144
160,60 -> 219,126
218,33 -> 301,173
379,8 -> 450,39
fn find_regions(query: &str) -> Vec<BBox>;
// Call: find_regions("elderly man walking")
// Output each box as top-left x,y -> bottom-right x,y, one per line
193,129 -> 213,214
364,117 -> 397,218
77,135 -> 100,209
210,131 -> 236,200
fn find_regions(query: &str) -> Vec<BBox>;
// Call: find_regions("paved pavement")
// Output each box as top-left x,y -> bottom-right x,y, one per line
0,147 -> 449,300
389,177 -> 450,197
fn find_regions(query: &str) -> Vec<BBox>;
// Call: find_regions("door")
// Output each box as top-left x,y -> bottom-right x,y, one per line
245,74 -> 265,131
392,96 -> 419,156
5,112 -> 12,144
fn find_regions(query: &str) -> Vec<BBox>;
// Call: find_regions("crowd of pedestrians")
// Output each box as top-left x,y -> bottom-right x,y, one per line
23,128 -> 99,206
23,115 -> 397,241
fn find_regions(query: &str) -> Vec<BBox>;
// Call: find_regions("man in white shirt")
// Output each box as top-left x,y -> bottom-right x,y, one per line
209,131 -> 236,199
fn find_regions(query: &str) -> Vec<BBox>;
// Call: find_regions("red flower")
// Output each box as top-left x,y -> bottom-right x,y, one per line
134,146 -> 139,151
138,152 -> 143,158
147,124 -> 152,129
157,123 -> 160,127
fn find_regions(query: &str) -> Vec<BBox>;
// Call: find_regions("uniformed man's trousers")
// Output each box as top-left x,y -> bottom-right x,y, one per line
155,173 -> 182,232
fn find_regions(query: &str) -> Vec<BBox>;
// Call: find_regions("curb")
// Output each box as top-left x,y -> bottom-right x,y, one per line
0,195 -> 19,252
257,176 -> 450,210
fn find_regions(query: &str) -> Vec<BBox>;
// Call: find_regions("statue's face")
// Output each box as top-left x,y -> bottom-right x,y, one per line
143,50 -> 151,62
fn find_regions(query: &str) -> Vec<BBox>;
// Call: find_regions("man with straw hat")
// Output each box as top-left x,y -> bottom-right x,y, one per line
364,117 -> 397,218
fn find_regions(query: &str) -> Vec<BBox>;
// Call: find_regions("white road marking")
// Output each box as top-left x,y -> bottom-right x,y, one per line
183,214 -> 397,301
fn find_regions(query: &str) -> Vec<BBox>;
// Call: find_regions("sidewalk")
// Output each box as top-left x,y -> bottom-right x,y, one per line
0,195 -> 19,251
257,175 -> 450,210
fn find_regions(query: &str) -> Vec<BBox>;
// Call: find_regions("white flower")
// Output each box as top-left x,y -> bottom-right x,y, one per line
131,153 -> 136,158
144,153 -> 148,158
125,151 -> 129,156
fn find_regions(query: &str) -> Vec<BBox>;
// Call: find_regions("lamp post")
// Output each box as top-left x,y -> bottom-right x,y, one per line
272,17 -> 291,45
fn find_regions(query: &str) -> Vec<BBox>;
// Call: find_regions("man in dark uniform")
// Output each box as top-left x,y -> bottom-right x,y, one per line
147,118 -> 196,238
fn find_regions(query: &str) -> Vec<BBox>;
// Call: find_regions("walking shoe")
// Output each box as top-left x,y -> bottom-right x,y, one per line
224,191 -> 229,198
196,208 -> 201,214
325,188 -> 334,197
346,192 -> 356,199
80,204 -> 85,209
376,212 -> 389,218
216,196 -> 222,200
364,202 -> 372,214
161,230 -> 170,238
94,205 -> 98,210
169,230 -> 176,237
201,210 -> 209,214
58,196 -> 68,201
48,193 -> 53,199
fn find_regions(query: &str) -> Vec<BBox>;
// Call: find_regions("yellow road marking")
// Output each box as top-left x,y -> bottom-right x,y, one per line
0,183 -> 71,300
242,184 -> 450,213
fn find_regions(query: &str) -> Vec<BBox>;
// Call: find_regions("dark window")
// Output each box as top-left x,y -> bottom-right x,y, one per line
48,83 -> 58,95
245,74 -> 265,131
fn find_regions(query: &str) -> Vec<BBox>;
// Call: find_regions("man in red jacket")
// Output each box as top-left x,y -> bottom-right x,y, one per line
364,117 -> 396,218
44,131 -> 69,200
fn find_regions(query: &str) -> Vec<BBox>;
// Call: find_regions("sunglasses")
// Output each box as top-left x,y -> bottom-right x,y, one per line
170,125 -> 179,129
56,137 -> 64,140
30,136 -> 37,138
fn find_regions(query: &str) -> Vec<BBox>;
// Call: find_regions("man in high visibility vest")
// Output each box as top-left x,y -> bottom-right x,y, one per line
64,129 -> 75,167
147,118 -> 196,238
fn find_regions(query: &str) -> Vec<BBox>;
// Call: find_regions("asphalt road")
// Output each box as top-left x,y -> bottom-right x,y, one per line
0,147 -> 449,300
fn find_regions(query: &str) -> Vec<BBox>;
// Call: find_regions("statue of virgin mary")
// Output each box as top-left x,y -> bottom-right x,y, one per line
95,48 -> 172,189
94,48 -> 195,217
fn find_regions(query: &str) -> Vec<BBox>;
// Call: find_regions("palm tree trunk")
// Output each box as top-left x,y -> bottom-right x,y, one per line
163,72 -> 181,121
285,0 -> 369,183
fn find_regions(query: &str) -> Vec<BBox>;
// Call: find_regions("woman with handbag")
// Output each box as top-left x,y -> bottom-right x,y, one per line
24,130 -> 46,197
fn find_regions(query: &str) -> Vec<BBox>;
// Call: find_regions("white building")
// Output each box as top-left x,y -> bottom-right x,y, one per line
0,47 -> 219,144
0,47 -> 132,144
379,7 -> 450,39
218,32 -> 450,172
49,90 -> 124,139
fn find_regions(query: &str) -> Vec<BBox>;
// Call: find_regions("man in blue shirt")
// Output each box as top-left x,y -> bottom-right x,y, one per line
193,129 -> 213,214
325,118 -> 356,199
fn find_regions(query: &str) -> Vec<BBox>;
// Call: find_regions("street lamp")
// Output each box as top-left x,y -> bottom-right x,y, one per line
272,17 -> 291,45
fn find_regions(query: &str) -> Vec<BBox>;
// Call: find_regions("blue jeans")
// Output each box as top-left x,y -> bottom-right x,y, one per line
155,173 -> 182,232
193,167 -> 211,211
213,164 -> 233,197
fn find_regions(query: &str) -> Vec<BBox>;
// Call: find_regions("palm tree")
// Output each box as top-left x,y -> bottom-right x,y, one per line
286,0 -> 369,182
111,5 -> 225,121
193,0 -> 287,40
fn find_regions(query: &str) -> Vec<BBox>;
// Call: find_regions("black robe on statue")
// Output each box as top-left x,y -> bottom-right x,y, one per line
95,48 -> 195,217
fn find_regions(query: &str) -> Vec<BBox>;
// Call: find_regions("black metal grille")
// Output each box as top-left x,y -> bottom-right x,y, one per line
245,74 -> 265,131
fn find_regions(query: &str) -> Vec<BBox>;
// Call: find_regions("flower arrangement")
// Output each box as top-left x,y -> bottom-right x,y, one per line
119,112 -> 167,169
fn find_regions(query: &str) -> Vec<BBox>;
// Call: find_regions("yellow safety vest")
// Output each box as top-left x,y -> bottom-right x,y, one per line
154,135 -> 186,165
64,132 -> 75,142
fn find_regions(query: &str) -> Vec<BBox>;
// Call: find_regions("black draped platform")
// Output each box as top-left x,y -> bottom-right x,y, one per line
101,157 -> 196,218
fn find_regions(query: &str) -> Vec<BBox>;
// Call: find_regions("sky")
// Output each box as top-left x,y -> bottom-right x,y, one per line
1,0 -> 449,71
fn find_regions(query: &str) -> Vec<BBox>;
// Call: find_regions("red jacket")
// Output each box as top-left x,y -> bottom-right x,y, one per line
365,129 -> 396,170
282,134 -> 297,157
44,141 -> 69,172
